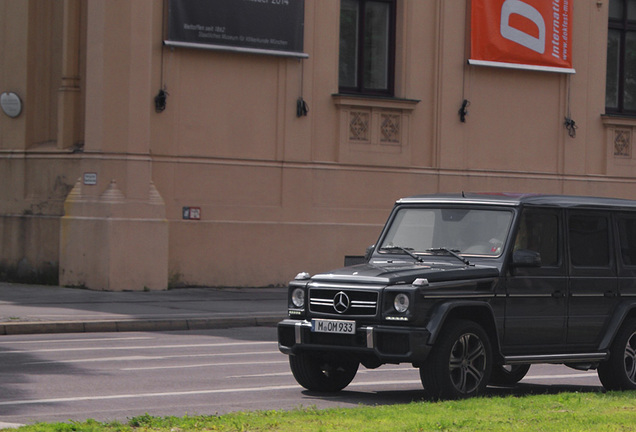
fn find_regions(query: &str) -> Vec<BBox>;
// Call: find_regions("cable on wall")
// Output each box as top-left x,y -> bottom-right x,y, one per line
564,74 -> 577,138
459,3 -> 471,124
296,58 -> 308,117
155,0 -> 169,113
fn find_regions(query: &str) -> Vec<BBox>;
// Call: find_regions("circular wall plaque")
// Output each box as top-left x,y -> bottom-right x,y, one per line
1,92 -> 23,118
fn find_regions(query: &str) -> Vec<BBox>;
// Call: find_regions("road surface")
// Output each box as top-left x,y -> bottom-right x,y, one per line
0,327 -> 604,426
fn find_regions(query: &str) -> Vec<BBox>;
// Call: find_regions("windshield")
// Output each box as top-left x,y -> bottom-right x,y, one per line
378,207 -> 514,258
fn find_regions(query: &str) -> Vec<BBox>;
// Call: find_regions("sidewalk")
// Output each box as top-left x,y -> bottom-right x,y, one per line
0,282 -> 287,335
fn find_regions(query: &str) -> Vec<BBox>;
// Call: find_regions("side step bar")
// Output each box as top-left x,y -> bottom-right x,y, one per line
504,352 -> 609,365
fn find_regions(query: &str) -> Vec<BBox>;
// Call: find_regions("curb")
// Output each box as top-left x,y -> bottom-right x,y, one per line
0,315 -> 283,335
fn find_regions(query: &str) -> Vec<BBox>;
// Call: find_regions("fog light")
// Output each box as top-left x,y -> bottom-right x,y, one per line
393,293 -> 410,313
291,288 -> 305,308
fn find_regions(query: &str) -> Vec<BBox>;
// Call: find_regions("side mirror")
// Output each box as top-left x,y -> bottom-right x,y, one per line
512,249 -> 542,267
365,245 -> 375,261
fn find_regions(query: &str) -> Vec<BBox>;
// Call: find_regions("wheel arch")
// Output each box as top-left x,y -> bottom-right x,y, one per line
599,301 -> 636,351
426,301 -> 502,360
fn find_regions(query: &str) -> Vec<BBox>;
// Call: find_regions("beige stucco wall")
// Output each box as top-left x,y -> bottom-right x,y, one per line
2,0 -> 636,290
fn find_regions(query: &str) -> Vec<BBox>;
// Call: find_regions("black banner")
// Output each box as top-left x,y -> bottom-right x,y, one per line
166,0 -> 306,58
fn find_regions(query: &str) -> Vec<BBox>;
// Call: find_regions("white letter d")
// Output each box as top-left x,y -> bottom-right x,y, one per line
500,0 -> 546,54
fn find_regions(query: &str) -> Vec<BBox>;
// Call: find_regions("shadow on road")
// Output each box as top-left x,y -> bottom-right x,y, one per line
301,382 -> 607,407
0,345 -> 94,418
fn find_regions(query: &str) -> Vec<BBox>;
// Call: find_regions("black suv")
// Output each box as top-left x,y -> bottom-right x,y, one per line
277,194 -> 636,398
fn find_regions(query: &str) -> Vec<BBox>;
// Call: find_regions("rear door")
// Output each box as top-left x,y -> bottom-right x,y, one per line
566,211 -> 618,349
614,214 -> 636,322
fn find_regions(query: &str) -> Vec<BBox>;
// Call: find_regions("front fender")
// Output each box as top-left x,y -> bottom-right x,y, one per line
425,301 -> 500,348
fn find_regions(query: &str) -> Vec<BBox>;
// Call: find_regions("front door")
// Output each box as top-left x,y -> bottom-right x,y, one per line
504,208 -> 567,354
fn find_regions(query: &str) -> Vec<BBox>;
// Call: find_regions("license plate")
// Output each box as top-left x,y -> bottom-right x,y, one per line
311,319 -> 356,334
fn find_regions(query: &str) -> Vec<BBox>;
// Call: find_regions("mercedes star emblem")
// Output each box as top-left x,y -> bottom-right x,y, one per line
333,291 -> 350,314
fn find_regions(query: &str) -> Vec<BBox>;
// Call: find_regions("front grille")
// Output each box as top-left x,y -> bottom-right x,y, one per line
309,285 -> 379,317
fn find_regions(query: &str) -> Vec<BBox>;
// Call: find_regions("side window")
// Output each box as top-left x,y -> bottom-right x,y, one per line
618,216 -> 636,265
338,0 -> 396,96
514,210 -> 559,267
606,0 -> 636,114
568,214 -> 610,267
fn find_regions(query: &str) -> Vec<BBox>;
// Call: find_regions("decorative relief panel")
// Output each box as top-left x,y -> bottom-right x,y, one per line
614,129 -> 631,158
601,116 -> 636,177
349,111 -> 401,145
334,95 -> 419,166
380,113 -> 401,144
349,111 -> 370,142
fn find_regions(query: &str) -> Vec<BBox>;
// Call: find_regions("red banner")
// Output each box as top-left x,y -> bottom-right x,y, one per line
470,0 -> 574,73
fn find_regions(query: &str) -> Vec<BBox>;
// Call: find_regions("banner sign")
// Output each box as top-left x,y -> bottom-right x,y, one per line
166,0 -> 307,58
469,0 -> 574,73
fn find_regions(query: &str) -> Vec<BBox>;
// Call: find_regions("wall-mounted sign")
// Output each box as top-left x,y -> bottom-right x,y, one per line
0,92 -> 23,118
469,0 -> 574,74
182,206 -> 201,220
165,0 -> 307,58
83,172 -> 98,185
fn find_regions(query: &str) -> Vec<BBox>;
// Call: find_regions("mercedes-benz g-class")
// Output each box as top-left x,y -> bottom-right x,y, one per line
277,194 -> 636,398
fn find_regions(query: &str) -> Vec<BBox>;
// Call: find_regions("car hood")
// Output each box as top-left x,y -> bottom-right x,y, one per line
310,260 -> 500,286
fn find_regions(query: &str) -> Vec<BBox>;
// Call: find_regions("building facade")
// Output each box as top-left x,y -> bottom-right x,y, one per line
1,0 -> 635,290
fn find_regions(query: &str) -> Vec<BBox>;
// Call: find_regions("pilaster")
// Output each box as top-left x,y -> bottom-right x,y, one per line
59,0 -> 168,291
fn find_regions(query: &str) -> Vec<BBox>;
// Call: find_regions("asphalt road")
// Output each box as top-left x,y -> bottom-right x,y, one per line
0,326 -> 605,427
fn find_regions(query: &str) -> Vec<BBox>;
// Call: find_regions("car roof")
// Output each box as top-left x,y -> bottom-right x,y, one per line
396,193 -> 636,210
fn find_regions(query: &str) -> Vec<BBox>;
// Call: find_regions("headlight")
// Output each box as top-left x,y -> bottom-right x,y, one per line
291,288 -> 305,308
393,293 -> 410,313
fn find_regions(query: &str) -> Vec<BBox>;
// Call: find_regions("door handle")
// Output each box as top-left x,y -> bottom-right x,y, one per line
604,291 -> 616,298
552,291 -> 565,298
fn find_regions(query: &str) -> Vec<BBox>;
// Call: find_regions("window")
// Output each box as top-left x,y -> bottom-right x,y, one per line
606,0 -> 636,114
568,214 -> 610,267
514,210 -> 559,267
339,0 -> 396,96
618,216 -> 636,265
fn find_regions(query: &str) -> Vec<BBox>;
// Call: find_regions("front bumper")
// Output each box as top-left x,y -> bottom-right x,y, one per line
277,319 -> 432,365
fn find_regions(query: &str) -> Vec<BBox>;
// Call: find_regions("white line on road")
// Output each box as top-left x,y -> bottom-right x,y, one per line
25,351 -> 280,365
25,356 -> 164,364
1,336 -> 155,345
0,341 -> 276,354
121,360 -> 289,371
227,372 -> 293,378
225,370 -> 598,381
225,367 -> 420,379
0,421 -> 24,429
0,380 -> 421,407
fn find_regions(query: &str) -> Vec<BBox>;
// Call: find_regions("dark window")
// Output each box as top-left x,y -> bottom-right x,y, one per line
618,216 -> 636,265
606,0 -> 636,114
339,0 -> 396,96
568,214 -> 610,267
514,210 -> 559,267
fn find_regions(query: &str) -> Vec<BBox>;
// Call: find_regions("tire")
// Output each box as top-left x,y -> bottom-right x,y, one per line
289,351 -> 359,392
489,364 -> 531,387
420,320 -> 492,399
597,318 -> 636,391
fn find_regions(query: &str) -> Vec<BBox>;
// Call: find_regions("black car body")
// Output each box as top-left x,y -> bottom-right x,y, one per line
278,194 -> 636,398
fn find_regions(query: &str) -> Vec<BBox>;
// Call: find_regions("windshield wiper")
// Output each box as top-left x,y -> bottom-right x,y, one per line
426,247 -> 471,265
380,245 -> 424,263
